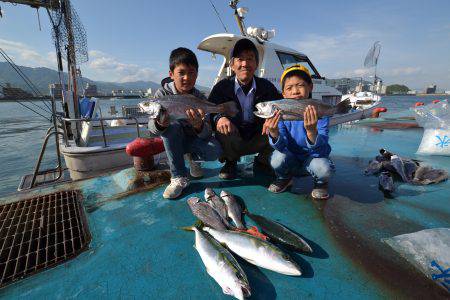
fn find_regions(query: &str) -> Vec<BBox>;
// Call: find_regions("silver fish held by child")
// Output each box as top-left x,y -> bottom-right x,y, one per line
220,190 -> 245,229
139,94 -> 239,119
203,227 -> 302,276
191,227 -> 251,300
187,197 -> 228,230
204,188 -> 231,228
254,98 -> 351,120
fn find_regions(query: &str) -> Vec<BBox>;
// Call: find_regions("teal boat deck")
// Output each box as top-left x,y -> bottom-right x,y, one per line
1,97 -> 449,299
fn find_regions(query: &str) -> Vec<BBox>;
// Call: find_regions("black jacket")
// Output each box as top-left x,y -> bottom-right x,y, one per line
208,76 -> 282,138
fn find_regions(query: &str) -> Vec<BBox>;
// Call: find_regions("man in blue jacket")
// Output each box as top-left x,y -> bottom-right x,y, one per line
263,65 -> 333,199
208,38 -> 282,179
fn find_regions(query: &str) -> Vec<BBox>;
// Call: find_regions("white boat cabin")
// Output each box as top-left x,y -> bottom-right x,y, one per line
198,33 -> 342,105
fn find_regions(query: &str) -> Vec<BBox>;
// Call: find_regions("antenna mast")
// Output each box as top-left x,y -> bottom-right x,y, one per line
229,0 -> 247,36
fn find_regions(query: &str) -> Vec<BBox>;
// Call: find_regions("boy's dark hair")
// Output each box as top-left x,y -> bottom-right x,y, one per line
231,38 -> 259,64
169,47 -> 199,71
282,70 -> 313,98
281,70 -> 313,88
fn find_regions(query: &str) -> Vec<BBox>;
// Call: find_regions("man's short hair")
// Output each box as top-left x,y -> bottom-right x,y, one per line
169,47 -> 199,71
231,38 -> 259,63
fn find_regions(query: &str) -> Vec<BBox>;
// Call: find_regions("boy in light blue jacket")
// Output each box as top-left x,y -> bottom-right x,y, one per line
262,65 -> 333,199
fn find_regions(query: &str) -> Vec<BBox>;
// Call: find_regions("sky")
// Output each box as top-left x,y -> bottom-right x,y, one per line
0,0 -> 449,90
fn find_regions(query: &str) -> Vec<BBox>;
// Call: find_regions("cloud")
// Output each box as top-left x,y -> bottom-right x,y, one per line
87,50 -> 160,82
293,30 -> 371,61
387,67 -> 421,76
0,38 -> 54,68
333,68 -> 372,78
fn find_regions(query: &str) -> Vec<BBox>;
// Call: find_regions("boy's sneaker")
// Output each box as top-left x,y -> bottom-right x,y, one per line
268,178 -> 293,193
184,154 -> 203,178
219,160 -> 237,180
163,176 -> 190,199
311,182 -> 329,200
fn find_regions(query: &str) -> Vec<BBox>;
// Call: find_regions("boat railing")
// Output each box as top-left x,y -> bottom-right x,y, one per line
58,116 -> 141,148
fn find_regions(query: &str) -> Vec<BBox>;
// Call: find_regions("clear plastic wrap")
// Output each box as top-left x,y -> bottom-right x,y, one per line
413,100 -> 450,155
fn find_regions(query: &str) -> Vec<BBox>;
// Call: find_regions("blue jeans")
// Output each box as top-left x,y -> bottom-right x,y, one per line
270,150 -> 333,184
161,121 -> 222,177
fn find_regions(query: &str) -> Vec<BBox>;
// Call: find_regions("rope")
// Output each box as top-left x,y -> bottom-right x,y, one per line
0,48 -> 53,113
207,0 -> 228,32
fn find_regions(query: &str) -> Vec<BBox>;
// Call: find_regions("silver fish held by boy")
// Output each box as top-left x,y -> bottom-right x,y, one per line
187,197 -> 227,230
220,190 -> 245,229
253,98 -> 351,120
203,227 -> 302,276
245,212 -> 313,253
191,227 -> 251,300
139,94 -> 239,119
204,188 -> 231,228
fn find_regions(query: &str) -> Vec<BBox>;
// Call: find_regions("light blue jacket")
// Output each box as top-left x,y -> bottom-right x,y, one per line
269,117 -> 331,158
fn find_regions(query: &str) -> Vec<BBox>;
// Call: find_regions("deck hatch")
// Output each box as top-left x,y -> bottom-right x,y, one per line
0,190 -> 91,288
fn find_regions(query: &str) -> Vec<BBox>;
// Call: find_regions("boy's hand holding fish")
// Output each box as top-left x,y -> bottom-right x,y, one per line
262,110 -> 282,139
186,108 -> 205,131
303,105 -> 318,143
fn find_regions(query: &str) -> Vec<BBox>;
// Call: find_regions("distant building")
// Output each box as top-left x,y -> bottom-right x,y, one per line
144,88 -> 153,98
426,84 -> 437,94
49,83 -> 68,99
111,89 -> 143,98
407,90 -> 417,95
2,83 -> 33,99
84,83 -> 98,97
445,91 -> 450,95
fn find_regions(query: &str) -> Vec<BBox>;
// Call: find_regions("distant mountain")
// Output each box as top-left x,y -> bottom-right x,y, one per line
0,62 -> 209,96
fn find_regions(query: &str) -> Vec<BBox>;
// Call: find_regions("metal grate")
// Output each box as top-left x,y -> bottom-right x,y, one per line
0,190 -> 91,288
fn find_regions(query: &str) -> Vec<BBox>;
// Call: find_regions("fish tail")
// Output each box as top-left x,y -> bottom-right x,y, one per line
180,220 -> 204,231
180,226 -> 195,231
335,98 -> 352,114
217,101 -> 239,117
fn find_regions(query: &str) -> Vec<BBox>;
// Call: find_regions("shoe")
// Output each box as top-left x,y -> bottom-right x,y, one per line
219,160 -> 237,180
163,176 -> 190,199
268,178 -> 293,193
185,153 -> 203,178
311,182 -> 329,200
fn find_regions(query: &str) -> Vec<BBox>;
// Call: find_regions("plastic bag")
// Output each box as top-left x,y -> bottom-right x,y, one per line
413,99 -> 450,129
383,228 -> 450,293
413,100 -> 450,155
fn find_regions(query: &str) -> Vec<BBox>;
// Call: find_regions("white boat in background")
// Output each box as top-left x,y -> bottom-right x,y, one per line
345,90 -> 382,110
341,42 -> 383,110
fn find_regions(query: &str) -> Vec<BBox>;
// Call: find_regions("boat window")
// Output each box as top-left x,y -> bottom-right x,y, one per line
276,51 -> 321,78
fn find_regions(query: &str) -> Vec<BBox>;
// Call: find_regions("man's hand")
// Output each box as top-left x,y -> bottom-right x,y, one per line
262,110 -> 281,139
186,108 -> 205,131
216,116 -> 237,135
156,109 -> 170,128
304,105 -> 318,143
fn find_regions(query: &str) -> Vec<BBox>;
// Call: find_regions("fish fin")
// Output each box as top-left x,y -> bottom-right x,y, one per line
217,101 -> 239,117
335,98 -> 352,114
